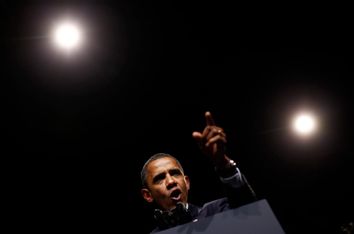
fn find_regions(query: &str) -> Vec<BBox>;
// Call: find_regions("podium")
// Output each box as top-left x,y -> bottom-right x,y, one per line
157,199 -> 285,234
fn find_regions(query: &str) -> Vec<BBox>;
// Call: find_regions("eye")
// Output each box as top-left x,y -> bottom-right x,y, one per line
153,173 -> 165,184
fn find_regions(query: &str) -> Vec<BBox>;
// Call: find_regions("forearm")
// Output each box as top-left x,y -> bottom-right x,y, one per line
218,166 -> 257,208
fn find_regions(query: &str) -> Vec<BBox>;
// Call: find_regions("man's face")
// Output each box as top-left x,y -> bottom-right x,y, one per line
141,157 -> 190,211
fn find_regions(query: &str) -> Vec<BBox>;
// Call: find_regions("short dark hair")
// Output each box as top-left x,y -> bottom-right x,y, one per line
140,153 -> 184,188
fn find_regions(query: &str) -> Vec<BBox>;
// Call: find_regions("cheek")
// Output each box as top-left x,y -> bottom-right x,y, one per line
183,179 -> 190,191
152,186 -> 168,197
180,183 -> 189,195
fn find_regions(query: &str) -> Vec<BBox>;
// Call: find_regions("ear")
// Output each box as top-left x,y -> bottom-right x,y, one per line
185,175 -> 190,191
141,188 -> 154,203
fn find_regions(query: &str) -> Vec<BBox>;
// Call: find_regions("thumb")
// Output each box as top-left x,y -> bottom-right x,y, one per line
192,132 -> 202,142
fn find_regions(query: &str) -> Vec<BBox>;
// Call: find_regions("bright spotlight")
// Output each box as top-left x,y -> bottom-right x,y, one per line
292,112 -> 318,137
52,21 -> 83,52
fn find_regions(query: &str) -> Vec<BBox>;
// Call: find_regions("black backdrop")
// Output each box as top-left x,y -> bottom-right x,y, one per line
1,1 -> 353,233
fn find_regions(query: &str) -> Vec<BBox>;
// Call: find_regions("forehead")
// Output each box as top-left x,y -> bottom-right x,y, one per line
147,157 -> 181,175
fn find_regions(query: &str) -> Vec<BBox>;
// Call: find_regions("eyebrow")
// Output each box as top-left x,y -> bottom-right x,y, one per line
152,168 -> 182,184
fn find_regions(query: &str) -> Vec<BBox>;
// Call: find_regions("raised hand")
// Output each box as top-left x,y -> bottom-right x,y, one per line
192,111 -> 227,164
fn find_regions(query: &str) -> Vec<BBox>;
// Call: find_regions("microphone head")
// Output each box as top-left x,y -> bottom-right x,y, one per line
176,202 -> 186,212
153,202 -> 192,230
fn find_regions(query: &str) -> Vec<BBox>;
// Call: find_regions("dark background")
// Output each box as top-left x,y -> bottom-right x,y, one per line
1,1 -> 353,233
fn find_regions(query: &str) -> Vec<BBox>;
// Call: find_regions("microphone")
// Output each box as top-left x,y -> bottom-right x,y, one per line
154,202 -> 192,230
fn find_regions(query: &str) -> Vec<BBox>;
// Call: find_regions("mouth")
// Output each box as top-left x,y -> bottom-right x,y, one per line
170,189 -> 182,201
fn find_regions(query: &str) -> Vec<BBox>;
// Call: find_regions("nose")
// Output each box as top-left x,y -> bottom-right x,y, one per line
165,174 -> 177,189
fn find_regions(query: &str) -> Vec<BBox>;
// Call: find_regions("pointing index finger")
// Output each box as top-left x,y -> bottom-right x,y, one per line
205,111 -> 216,126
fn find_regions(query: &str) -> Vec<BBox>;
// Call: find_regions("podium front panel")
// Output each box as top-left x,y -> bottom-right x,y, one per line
157,199 -> 285,234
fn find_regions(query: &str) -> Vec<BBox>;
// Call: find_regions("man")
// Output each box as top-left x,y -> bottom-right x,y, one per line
140,111 -> 257,233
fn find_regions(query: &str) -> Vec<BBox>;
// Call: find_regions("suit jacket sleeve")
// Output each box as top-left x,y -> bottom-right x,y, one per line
220,169 -> 257,208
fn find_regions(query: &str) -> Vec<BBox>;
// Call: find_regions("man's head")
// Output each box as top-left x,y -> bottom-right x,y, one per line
141,153 -> 190,211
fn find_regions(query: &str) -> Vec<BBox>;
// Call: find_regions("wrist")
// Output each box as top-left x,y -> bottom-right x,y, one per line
215,157 -> 237,178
